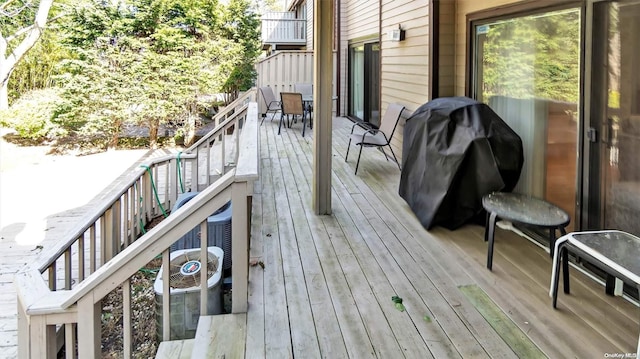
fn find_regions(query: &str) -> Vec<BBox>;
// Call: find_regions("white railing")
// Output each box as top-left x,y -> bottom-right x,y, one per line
15,89 -> 259,358
261,12 -> 306,44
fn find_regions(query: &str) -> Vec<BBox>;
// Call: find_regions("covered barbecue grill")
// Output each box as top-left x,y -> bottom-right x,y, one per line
399,97 -> 524,230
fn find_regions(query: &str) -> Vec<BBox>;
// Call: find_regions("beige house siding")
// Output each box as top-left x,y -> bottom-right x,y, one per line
380,0 -> 431,161
438,1 -> 456,97
345,0 -> 379,39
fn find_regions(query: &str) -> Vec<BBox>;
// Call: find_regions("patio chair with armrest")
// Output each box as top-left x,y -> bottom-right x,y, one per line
345,103 -> 405,175
279,92 -> 310,137
259,86 -> 281,125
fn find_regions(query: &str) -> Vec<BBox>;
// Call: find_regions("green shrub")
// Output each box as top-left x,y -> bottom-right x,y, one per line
0,88 -> 63,142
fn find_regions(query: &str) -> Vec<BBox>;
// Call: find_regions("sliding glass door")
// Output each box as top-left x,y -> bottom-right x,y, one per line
349,42 -> 380,126
472,7 -> 581,230
590,0 -> 640,235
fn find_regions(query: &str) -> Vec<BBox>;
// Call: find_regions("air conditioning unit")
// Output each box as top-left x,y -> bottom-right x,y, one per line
154,246 -> 223,341
170,192 -> 233,271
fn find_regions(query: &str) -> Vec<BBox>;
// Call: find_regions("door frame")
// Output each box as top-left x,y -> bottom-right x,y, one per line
347,37 -> 380,125
466,0 -> 586,232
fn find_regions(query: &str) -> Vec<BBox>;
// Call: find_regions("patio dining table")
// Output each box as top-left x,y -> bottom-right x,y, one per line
300,95 -> 338,128
549,230 -> 640,357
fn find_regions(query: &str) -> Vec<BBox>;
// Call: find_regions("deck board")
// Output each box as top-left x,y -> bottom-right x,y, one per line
244,116 -> 640,358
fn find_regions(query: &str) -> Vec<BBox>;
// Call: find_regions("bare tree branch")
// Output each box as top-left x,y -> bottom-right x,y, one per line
0,0 -> 54,108
5,12 -> 63,42
0,0 -> 33,17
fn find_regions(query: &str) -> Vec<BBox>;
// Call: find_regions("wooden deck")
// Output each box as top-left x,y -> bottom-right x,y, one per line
245,115 -> 639,358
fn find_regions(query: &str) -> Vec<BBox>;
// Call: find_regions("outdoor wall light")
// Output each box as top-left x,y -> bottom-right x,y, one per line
388,25 -> 406,42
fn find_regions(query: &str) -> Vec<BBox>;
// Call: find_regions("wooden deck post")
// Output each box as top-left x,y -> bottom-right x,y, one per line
17,297 -> 30,359
231,181 -> 250,313
77,296 -> 101,358
312,0 -> 334,215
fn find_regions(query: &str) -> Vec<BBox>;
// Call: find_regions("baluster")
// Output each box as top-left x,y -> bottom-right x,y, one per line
78,234 -> 85,281
123,190 -> 130,248
113,200 -> 121,255
200,220 -> 209,315
123,279 -> 132,359
221,127 -> 227,175
134,179 -> 142,238
104,208 -> 114,261
89,224 -> 96,273
153,165 -> 160,216
143,171 -> 152,222
162,248 -> 171,341
65,247 -> 72,290
166,160 -> 171,211
129,185 -> 136,242
100,215 -> 107,266
48,262 -> 56,291
192,155 -> 199,192
205,138 -> 211,187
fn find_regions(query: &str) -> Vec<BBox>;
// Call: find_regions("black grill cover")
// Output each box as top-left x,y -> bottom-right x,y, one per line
399,97 -> 523,230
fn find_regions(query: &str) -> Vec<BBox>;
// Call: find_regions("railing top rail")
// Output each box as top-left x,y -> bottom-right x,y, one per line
236,103 -> 259,181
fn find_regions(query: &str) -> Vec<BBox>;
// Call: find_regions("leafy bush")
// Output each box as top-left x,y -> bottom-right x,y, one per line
0,88 -> 64,141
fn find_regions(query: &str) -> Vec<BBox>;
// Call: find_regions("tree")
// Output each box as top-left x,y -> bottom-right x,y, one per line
480,9 -> 580,103
220,0 -> 260,104
0,0 -> 55,109
55,0 -> 255,148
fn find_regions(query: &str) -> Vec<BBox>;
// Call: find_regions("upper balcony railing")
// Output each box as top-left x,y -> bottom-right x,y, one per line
261,11 -> 306,45
15,89 -> 259,358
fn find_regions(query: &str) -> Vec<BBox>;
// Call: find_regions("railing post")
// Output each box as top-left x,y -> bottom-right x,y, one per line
64,323 -> 78,359
77,296 -> 101,358
17,297 -> 30,359
29,315 -> 56,358
231,181 -> 250,313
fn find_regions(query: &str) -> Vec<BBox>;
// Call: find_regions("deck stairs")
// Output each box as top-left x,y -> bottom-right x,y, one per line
155,313 -> 247,359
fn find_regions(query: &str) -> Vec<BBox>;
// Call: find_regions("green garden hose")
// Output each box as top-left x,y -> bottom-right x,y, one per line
140,165 -> 168,218
176,151 -> 185,194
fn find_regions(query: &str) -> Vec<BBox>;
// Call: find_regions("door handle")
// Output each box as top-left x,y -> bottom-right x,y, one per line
602,117 -> 616,148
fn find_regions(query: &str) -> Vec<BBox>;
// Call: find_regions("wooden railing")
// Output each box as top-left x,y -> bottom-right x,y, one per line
15,89 -> 259,358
